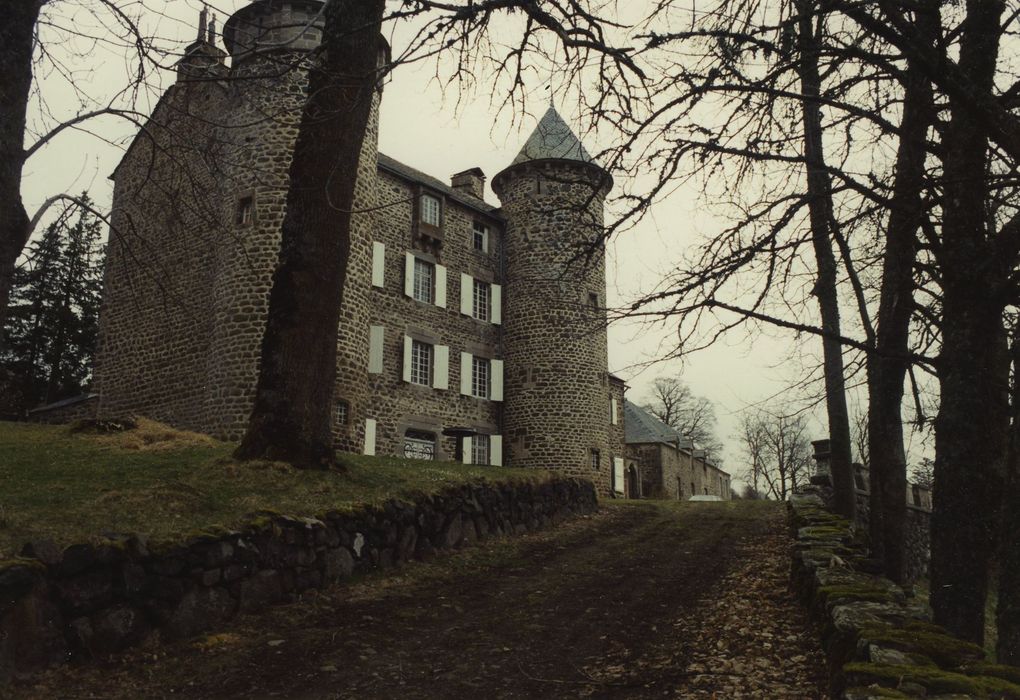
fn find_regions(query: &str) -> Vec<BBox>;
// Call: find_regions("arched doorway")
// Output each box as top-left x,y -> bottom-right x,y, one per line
626,465 -> 639,499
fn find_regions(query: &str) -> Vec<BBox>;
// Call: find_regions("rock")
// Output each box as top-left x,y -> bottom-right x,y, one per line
19,540 -> 62,567
164,586 -> 235,639
239,570 -> 282,612
204,541 -> 234,568
76,605 -> 150,657
352,533 -> 365,558
324,549 -> 354,582
0,582 -> 66,680
57,544 -> 95,577
54,569 -> 113,615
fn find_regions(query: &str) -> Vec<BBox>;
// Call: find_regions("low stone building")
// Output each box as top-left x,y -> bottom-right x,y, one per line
622,401 -> 731,500
92,1 -> 630,494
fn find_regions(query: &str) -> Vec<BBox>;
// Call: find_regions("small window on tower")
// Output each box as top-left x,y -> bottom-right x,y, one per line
589,292 -> 599,310
334,400 -> 349,425
590,448 -> 601,471
236,196 -> 254,226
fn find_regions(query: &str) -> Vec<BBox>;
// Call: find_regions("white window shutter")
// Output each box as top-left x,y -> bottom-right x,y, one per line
482,229 -> 490,253
491,284 -> 502,325
611,397 -> 619,425
491,435 -> 503,466
463,437 -> 473,465
368,325 -> 384,374
402,335 -> 412,383
460,352 -> 472,395
364,419 -> 377,456
403,252 -> 415,297
433,345 -> 449,390
435,264 -> 447,308
613,458 -> 625,494
460,273 -> 472,315
491,359 -> 504,401
371,242 -> 385,287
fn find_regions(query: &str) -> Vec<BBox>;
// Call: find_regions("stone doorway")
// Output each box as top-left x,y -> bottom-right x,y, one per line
626,465 -> 640,499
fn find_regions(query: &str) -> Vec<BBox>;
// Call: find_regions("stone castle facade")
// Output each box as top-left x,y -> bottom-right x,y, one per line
93,0 -> 729,499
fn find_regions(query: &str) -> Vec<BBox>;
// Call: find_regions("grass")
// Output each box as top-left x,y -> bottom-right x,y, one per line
0,420 -> 548,558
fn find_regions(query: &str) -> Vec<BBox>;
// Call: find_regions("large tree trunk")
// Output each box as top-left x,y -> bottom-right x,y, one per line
997,322 -> 1020,665
795,0 -> 856,521
930,0 -> 1009,644
0,0 -> 44,351
234,0 -> 386,469
866,2 -> 937,584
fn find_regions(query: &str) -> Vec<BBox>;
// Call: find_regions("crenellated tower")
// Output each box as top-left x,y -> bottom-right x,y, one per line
492,106 -> 615,492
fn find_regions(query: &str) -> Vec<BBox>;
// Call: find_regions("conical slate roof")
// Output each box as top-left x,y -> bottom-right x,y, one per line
511,105 -> 595,166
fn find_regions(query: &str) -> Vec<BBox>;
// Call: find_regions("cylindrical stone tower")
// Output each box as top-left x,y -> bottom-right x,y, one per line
203,0 -> 384,451
492,106 -> 615,493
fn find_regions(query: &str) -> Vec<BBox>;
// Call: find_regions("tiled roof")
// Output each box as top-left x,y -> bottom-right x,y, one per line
624,400 -> 693,449
511,105 -> 594,166
377,153 -> 501,216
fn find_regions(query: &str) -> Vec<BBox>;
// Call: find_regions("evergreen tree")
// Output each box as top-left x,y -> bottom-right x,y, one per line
0,194 -> 105,414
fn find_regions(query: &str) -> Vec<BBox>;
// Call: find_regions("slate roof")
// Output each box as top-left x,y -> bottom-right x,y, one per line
624,400 -> 694,449
511,105 -> 595,166
377,152 -> 501,217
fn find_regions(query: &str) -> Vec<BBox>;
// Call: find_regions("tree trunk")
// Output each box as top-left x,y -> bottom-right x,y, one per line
234,0 -> 386,469
997,323 -> 1020,665
866,2 -> 937,584
0,0 -> 44,351
795,0 -> 856,521
930,0 -> 1009,644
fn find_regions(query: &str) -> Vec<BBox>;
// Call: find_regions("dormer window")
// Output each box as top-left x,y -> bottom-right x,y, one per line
421,194 -> 441,227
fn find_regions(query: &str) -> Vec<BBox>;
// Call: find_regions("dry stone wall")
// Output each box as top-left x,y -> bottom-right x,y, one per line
0,476 -> 597,684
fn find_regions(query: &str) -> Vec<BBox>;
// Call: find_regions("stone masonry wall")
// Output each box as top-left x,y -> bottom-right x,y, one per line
788,488 -> 1019,698
494,160 -> 613,494
0,476 -> 597,684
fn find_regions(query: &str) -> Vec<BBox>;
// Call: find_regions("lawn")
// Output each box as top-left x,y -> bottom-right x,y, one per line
0,420 -> 547,558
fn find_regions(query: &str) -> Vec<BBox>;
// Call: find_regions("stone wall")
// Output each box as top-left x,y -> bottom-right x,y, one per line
625,442 -> 732,501
788,488 -> 1019,698
0,476 -> 597,684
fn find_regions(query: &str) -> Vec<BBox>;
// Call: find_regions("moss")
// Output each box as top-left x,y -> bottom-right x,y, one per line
818,584 -> 898,606
800,525 -> 852,539
966,664 -> 1020,686
844,662 -> 1020,697
0,556 -> 46,574
860,625 -> 985,668
843,686 -> 911,699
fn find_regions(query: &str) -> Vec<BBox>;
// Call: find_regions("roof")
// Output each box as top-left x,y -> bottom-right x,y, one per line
28,393 -> 98,414
511,105 -> 595,166
377,153 -> 501,217
624,400 -> 693,449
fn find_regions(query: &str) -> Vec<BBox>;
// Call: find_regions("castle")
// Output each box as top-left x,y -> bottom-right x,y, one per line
91,0 -> 730,500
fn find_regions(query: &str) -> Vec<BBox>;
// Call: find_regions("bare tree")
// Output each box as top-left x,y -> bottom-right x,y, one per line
738,407 -> 812,501
643,376 -> 723,464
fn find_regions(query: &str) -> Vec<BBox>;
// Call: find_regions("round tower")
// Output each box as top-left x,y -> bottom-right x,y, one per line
492,106 -> 615,493
203,0 -> 385,452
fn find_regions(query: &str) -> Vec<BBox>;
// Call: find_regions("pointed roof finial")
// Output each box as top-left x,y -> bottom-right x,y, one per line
198,6 -> 208,42
208,13 -> 216,45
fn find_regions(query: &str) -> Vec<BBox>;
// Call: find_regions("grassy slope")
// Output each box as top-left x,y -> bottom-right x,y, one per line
0,420 -> 546,558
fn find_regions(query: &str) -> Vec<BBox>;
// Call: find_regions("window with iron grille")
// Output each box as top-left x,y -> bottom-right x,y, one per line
404,430 -> 436,460
410,340 -> 432,386
472,434 -> 490,465
413,257 -> 434,303
472,279 -> 490,321
472,221 -> 487,251
472,356 -> 490,398
421,194 -> 441,227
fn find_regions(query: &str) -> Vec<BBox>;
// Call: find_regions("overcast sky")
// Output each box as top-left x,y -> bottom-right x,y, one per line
23,0 -> 934,477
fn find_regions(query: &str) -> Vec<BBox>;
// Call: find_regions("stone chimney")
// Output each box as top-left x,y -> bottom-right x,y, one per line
451,168 -> 486,200
177,7 -> 228,82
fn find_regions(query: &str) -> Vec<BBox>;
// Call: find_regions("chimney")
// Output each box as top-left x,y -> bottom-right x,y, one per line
208,14 -> 217,45
198,7 -> 208,42
451,168 -> 486,200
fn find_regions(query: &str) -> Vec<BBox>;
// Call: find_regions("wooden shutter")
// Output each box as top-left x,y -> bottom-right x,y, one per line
364,419 -> 377,456
403,252 -> 414,297
435,264 -> 447,308
460,352 -> 472,395
490,359 -> 504,401
613,457 -> 625,494
463,436 -> 473,465
460,273 -> 473,315
402,335 -> 412,382
491,284 -> 502,325
433,345 -> 449,390
372,242 -> 385,287
611,397 -> 618,425
491,435 -> 503,466
368,325 -> 384,374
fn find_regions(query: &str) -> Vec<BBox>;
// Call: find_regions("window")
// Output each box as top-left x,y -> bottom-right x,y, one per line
410,340 -> 432,386
236,196 -> 253,225
404,430 -> 436,460
473,279 -> 490,321
473,221 -> 488,252
472,356 -> 490,398
589,292 -> 599,310
413,257 -> 434,303
472,434 -> 490,465
590,448 -> 601,471
421,194 -> 441,227
334,400 -> 349,425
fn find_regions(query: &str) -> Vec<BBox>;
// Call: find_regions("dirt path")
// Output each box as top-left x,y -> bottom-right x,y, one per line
19,500 -> 828,699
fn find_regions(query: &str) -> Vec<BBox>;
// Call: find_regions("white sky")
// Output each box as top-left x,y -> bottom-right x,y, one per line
24,0 -> 931,478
